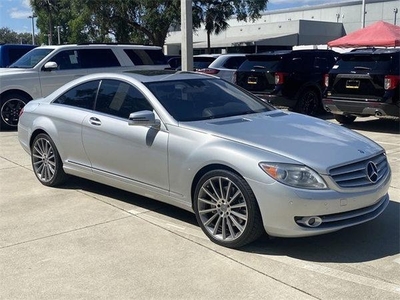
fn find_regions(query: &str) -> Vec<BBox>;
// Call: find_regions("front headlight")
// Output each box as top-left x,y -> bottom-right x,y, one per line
259,162 -> 327,190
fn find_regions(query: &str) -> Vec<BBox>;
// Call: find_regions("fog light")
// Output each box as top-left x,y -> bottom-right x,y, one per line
296,216 -> 323,228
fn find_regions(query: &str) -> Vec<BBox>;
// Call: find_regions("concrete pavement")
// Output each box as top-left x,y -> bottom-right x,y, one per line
1,117 -> 399,299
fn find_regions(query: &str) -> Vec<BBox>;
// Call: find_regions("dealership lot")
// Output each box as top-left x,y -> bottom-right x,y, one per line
1,116 -> 399,299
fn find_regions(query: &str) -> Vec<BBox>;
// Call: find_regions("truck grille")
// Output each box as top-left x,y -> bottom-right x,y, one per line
329,153 -> 389,188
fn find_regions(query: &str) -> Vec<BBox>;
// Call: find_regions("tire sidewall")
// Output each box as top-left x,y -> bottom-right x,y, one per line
193,169 -> 261,248
0,93 -> 29,130
31,133 -> 65,187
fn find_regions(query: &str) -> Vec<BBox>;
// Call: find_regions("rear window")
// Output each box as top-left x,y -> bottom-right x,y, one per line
335,53 -> 398,73
238,55 -> 286,71
124,49 -> 167,65
193,57 -> 216,69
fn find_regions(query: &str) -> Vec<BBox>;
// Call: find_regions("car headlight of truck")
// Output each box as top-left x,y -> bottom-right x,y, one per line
259,162 -> 327,189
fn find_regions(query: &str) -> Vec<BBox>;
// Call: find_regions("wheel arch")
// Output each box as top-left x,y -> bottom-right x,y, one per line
190,163 -> 245,209
295,82 -> 323,100
29,128 -> 49,149
1,89 -> 33,102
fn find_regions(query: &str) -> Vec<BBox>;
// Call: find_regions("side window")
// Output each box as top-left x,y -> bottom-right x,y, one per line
95,80 -> 152,119
51,50 -> 81,70
314,57 -> 329,71
78,49 -> 120,68
53,80 -> 100,109
124,49 -> 167,65
291,57 -> 304,72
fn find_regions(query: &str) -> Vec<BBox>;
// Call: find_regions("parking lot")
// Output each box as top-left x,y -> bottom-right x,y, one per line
1,116 -> 399,299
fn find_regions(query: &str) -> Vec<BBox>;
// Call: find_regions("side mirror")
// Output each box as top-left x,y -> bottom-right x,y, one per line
43,61 -> 58,71
128,110 -> 160,128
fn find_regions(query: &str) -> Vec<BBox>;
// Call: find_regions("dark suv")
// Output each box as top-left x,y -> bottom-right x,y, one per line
234,49 -> 339,115
323,48 -> 400,124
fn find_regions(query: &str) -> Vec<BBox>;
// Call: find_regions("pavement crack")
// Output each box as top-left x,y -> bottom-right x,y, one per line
0,216 -> 132,250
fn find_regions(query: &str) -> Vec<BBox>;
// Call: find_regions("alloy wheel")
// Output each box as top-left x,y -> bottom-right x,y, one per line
32,137 -> 57,183
1,98 -> 26,127
197,176 -> 248,242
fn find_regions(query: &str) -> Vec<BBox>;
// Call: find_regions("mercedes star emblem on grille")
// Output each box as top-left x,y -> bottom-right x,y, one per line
366,161 -> 378,183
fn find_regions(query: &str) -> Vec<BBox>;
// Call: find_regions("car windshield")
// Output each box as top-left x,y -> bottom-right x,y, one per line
9,48 -> 53,68
145,78 -> 274,121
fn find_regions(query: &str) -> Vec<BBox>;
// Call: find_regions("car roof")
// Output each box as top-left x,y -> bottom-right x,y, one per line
123,70 -> 213,82
346,48 -> 400,55
0,44 -> 37,49
33,43 -> 163,51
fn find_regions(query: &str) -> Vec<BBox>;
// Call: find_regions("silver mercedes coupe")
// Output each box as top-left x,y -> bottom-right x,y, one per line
18,71 -> 391,248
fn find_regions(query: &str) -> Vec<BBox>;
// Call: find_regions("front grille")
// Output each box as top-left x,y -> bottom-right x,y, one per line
329,153 -> 389,188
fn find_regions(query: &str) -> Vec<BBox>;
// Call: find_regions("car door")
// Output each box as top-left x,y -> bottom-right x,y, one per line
81,79 -> 169,191
51,80 -> 100,169
39,49 -> 88,97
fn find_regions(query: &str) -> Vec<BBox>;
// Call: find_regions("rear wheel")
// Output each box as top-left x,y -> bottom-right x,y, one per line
194,170 -> 264,248
295,89 -> 321,116
31,133 -> 68,187
0,93 -> 29,130
334,114 -> 356,124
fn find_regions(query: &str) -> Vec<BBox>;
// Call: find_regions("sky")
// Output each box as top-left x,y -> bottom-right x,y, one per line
0,0 -> 354,34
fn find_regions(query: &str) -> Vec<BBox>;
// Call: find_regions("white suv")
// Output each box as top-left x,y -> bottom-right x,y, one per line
0,43 -> 169,130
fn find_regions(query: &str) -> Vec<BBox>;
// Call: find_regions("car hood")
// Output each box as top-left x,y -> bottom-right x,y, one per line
184,111 -> 383,174
0,67 -> 36,75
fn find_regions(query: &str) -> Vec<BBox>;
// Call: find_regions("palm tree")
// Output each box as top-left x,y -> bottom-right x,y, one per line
202,1 -> 233,54
31,0 -> 58,45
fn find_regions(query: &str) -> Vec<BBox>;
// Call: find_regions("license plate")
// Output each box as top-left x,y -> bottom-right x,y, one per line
247,76 -> 258,85
346,79 -> 360,89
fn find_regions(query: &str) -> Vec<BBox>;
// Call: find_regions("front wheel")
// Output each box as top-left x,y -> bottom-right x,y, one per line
0,93 -> 29,130
295,89 -> 321,116
194,170 -> 264,248
31,133 -> 68,187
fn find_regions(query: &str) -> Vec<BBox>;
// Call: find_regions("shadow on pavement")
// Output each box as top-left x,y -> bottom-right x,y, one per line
244,200 -> 400,263
342,119 -> 400,134
62,177 -> 399,263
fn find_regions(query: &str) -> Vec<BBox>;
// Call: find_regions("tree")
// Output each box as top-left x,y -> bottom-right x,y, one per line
31,0 -> 59,44
0,27 -> 34,44
83,0 -> 181,46
194,0 -> 269,53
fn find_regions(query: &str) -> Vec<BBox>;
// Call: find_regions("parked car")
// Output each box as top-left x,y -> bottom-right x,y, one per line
0,43 -> 168,130
323,48 -> 400,124
165,55 -> 181,69
175,54 -> 219,71
196,53 -> 247,82
0,44 -> 37,68
234,49 -> 340,115
18,71 -> 391,248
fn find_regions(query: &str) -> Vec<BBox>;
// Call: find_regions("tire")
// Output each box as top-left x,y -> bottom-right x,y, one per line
0,93 -> 29,131
31,133 -> 68,187
193,169 -> 264,248
334,114 -> 356,124
295,88 -> 321,116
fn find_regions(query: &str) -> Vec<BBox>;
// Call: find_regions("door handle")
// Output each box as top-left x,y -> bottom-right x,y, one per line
89,117 -> 101,126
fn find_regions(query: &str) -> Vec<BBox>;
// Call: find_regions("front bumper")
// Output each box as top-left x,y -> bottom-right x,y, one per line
246,169 -> 391,238
323,98 -> 400,118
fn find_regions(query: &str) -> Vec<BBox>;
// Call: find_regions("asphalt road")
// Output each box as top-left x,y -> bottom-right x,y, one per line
1,116 -> 399,299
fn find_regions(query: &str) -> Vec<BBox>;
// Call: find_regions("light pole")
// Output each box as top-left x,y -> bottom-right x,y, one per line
57,26 -> 61,44
28,15 -> 37,45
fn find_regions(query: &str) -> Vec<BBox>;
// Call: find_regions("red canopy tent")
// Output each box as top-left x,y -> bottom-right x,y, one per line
328,21 -> 400,48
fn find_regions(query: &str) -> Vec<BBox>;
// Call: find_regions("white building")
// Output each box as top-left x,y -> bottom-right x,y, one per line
164,0 -> 399,55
